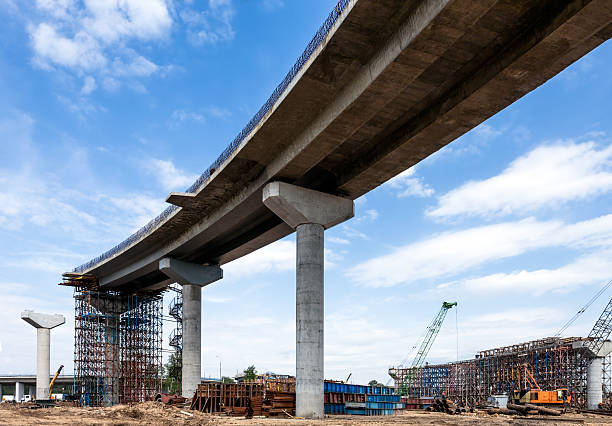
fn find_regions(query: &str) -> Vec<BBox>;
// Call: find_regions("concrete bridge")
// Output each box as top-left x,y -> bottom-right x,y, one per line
70,0 -> 612,417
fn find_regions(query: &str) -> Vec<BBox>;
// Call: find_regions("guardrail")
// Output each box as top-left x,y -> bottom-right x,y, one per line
74,0 -> 352,273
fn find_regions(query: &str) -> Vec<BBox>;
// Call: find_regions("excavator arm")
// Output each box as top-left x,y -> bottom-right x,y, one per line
49,364 -> 64,399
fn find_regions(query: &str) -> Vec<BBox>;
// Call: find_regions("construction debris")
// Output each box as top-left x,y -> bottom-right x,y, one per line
154,393 -> 186,405
425,397 -> 471,415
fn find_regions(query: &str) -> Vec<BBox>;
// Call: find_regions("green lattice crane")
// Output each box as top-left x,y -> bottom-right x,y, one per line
390,301 -> 457,396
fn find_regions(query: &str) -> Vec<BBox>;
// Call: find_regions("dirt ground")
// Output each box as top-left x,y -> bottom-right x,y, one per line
1,402 -> 612,426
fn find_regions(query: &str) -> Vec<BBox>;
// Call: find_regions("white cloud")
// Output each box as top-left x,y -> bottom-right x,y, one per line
328,236 -> 350,245
30,23 -> 106,70
106,193 -> 167,229
28,0 -> 172,90
348,214 -> 612,288
182,0 -> 235,46
444,250 -> 612,296
81,0 -> 172,44
386,167 -> 434,198
429,141 -> 612,219
473,123 -> 503,140
224,240 -> 295,278
145,159 -> 198,191
170,109 -> 205,125
205,106 -> 231,119
261,0 -> 284,12
80,75 -> 96,94
113,55 -> 159,77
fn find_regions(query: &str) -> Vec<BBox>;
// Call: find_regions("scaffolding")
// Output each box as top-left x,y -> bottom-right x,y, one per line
390,337 -> 592,408
72,283 -> 163,406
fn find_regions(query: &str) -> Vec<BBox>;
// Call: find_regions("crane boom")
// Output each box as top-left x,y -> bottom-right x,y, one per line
585,296 -> 612,356
389,301 -> 457,395
410,302 -> 457,370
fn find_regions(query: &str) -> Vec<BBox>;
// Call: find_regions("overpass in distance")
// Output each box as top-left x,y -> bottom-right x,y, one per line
68,0 -> 612,418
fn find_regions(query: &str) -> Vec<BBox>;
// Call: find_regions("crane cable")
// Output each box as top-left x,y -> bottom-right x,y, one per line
555,278 -> 612,337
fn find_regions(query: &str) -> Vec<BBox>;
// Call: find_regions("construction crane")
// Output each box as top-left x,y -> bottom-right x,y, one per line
554,278 -> 612,356
389,301 -> 457,396
584,296 -> 612,356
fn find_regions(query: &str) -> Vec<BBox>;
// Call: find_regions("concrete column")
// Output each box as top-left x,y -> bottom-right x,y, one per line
588,357 -> 603,410
296,223 -> 325,417
263,181 -> 353,419
36,328 -> 51,399
182,283 -> 202,399
15,382 -> 24,402
159,257 -> 223,398
21,311 -> 65,401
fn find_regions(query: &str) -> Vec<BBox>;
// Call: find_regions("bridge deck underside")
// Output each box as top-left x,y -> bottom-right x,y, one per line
79,0 -> 612,291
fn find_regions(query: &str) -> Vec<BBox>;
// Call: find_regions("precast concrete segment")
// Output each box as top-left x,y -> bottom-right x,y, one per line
262,182 -> 354,229
159,258 -> 223,287
296,223 -> 325,419
181,283 -> 202,399
20,311 -> 64,401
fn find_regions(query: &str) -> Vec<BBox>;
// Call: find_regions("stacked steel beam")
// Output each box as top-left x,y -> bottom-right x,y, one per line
324,381 -> 404,415
391,337 -> 590,408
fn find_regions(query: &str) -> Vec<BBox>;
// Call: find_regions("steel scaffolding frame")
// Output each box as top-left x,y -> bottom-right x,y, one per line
391,337 -> 591,408
73,286 -> 163,406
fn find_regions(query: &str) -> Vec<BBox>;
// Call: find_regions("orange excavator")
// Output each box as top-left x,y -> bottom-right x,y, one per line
509,364 -> 570,406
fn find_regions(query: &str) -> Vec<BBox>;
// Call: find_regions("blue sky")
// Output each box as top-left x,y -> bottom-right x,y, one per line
0,1 -> 611,386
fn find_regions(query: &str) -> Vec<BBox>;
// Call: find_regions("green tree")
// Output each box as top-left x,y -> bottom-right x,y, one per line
164,352 -> 182,393
243,365 -> 257,381
368,380 -> 380,386
222,376 -> 235,384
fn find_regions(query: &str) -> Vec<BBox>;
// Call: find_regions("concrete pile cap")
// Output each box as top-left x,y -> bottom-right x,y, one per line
21,311 -> 65,329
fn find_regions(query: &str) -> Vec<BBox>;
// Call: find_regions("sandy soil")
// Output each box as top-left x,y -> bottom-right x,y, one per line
1,402 -> 612,425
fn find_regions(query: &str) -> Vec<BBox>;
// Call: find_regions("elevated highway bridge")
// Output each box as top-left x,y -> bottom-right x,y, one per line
67,0 -> 612,417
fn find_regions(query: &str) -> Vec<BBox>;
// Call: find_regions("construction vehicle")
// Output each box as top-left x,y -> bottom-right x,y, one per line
507,364 -> 570,406
389,301 -> 457,396
49,365 -> 64,399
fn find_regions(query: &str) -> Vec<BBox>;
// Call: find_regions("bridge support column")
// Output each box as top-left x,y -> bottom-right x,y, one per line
587,357 -> 603,410
159,258 -> 223,398
21,311 -> 65,401
263,182 -> 353,419
15,382 -> 24,402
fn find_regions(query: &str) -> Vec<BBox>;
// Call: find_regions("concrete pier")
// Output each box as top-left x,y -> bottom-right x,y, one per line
182,283 -> 202,399
15,382 -> 24,402
159,258 -> 223,398
296,223 -> 325,417
263,181 -> 353,418
21,311 -> 65,400
587,357 -> 603,410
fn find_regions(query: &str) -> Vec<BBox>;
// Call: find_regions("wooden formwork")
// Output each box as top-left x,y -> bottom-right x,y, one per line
190,381 -> 296,417
190,382 -> 264,414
